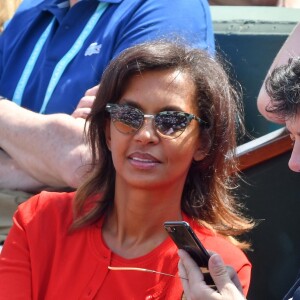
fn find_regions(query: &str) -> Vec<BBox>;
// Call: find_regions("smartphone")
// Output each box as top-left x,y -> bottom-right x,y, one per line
164,221 -> 217,289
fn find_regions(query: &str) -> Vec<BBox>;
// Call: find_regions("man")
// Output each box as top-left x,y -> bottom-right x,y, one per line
0,0 -> 215,242
257,22 -> 300,124
257,22 -> 300,172
177,23 -> 300,300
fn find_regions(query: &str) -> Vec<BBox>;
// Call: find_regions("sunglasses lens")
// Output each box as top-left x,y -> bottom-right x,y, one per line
110,105 -> 143,134
155,112 -> 189,138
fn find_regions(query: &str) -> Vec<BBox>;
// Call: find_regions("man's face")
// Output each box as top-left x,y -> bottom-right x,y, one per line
286,113 -> 300,172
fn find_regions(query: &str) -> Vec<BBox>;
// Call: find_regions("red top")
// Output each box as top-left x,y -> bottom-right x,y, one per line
0,191 -> 251,299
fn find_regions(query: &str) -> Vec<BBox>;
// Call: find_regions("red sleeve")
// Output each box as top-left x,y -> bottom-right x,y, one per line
0,194 -> 41,298
187,217 -> 252,296
209,242 -> 252,296
0,191 -> 74,299
206,240 -> 252,296
235,258 -> 251,296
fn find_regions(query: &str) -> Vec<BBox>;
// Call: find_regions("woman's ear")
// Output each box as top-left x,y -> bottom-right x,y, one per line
193,147 -> 206,162
105,120 -> 111,151
193,137 -> 211,162
193,131 -> 211,161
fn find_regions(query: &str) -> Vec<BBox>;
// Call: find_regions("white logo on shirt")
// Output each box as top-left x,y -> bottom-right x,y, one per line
85,42 -> 101,56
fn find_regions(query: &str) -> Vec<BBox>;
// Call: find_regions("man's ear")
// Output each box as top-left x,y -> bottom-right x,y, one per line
105,120 -> 111,151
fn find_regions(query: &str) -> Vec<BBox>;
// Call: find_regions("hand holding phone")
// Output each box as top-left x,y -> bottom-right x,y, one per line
164,221 -> 217,290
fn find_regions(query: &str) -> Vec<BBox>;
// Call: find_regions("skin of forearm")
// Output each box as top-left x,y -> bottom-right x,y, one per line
0,100 -> 91,188
0,149 -> 46,191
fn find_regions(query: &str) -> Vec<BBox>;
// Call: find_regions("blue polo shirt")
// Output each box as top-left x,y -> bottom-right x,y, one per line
0,0 -> 215,114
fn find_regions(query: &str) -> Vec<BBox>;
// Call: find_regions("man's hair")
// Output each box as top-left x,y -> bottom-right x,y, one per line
265,57 -> 300,119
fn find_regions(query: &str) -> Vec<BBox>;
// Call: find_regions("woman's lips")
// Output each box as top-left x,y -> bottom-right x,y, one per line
128,152 -> 161,169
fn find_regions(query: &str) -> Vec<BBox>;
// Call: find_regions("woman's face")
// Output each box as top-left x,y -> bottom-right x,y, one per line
105,69 -> 205,189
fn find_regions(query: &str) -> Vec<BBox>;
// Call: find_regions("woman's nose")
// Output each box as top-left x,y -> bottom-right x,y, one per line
133,116 -> 159,144
288,140 -> 300,172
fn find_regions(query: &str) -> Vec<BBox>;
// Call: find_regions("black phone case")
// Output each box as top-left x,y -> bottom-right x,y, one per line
164,221 -> 217,289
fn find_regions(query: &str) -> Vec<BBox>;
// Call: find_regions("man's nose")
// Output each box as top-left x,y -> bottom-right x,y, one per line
288,140 -> 300,172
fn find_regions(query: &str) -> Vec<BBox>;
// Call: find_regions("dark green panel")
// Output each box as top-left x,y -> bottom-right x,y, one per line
211,6 -> 299,140
215,33 -> 285,138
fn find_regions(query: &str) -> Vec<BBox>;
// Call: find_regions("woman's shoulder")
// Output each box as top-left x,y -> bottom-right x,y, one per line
186,217 -> 252,294
186,217 -> 250,267
17,191 -> 76,225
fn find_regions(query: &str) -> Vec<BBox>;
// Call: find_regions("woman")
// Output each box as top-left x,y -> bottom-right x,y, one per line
0,40 -> 254,299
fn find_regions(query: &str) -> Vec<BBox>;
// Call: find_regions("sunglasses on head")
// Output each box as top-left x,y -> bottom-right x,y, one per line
105,103 -> 206,139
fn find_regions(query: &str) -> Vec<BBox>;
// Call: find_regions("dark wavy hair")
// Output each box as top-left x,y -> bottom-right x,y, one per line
72,40 -> 254,249
265,57 -> 300,119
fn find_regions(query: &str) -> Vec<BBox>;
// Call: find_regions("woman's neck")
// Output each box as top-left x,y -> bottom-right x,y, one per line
113,179 -> 183,225
102,183 -> 183,258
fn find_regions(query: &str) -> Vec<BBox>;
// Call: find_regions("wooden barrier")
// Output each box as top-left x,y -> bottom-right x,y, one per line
237,127 -> 293,170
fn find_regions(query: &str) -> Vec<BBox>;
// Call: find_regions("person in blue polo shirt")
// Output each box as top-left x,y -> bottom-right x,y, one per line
0,0 -> 215,242
0,0 -> 215,115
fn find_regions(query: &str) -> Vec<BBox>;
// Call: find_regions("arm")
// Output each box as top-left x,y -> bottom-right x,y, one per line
0,100 -> 91,189
0,149 -> 46,191
178,250 -> 245,300
257,22 -> 300,123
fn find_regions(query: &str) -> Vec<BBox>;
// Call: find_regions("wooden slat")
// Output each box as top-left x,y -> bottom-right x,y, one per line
236,127 -> 293,171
